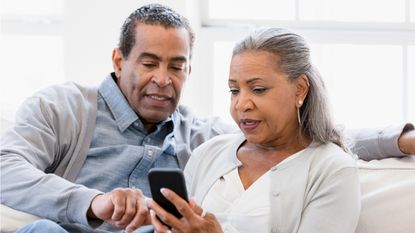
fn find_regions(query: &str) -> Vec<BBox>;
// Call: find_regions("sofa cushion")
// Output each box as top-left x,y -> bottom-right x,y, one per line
356,156 -> 415,233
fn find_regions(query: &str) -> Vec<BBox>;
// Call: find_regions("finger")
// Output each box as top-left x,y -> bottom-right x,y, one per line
150,209 -> 171,233
115,193 -> 136,228
160,188 -> 197,221
111,191 -> 126,221
125,195 -> 149,232
147,198 -> 182,229
188,197 -> 203,216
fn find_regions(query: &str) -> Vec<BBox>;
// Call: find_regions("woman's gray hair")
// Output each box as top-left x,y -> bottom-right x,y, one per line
233,27 -> 349,152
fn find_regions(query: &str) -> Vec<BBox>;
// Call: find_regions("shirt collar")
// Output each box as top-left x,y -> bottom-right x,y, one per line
99,73 -> 175,133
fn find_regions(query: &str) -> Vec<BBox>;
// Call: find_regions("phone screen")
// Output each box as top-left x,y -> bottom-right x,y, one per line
148,168 -> 189,219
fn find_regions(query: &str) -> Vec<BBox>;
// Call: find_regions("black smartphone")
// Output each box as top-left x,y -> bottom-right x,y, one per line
148,168 -> 189,219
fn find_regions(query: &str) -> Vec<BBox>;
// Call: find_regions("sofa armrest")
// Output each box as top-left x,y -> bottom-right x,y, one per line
0,204 -> 40,233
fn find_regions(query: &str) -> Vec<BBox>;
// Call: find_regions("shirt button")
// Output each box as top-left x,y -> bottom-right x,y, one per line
134,123 -> 139,127
273,191 -> 280,197
148,149 -> 153,156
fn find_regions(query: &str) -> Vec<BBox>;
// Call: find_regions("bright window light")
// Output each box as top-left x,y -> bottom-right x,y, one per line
208,0 -> 295,20
0,35 -> 64,121
411,0 -> 415,22
408,46 -> 415,121
310,44 -> 403,128
0,0 -> 63,16
300,0 -> 405,22
213,41 -> 235,124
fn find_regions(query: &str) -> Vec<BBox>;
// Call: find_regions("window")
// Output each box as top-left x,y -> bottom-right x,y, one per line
0,0 -> 64,121
200,0 -> 415,129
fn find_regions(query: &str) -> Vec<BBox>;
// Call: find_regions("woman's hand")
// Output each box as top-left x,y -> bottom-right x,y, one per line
147,188 -> 223,233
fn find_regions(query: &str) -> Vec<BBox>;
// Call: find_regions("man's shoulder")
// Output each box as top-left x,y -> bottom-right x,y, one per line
174,105 -> 237,133
34,82 -> 98,100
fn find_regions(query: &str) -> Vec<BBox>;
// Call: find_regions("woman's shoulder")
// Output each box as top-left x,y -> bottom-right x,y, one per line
310,142 -> 357,171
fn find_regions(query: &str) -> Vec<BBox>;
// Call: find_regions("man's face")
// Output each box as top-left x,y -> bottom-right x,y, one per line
112,24 -> 191,132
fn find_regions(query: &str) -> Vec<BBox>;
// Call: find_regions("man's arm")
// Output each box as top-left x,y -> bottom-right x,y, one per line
0,94 -> 101,226
348,123 -> 414,161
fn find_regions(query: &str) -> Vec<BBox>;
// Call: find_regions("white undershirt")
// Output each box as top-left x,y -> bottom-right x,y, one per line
201,168 -> 271,233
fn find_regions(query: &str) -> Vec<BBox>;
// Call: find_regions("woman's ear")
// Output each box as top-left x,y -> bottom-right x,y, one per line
296,74 -> 310,103
112,48 -> 124,79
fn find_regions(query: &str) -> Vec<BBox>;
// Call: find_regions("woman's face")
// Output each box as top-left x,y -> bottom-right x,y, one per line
229,50 -> 300,147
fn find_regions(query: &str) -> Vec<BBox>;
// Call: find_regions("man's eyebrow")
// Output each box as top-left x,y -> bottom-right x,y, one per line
137,53 -> 187,63
170,56 -> 187,63
138,52 -> 161,61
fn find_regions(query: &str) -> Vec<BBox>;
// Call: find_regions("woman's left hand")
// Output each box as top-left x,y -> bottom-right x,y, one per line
146,188 -> 223,233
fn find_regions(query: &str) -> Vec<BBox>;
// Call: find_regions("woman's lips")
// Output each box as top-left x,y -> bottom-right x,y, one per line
239,119 -> 261,131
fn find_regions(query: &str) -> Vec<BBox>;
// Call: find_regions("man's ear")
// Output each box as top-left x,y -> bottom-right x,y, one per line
112,48 -> 124,78
296,74 -> 310,102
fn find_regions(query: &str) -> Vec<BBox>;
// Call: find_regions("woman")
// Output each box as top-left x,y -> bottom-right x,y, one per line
147,27 -> 360,233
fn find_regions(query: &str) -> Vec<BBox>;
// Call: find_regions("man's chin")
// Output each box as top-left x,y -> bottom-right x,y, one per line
140,111 -> 172,124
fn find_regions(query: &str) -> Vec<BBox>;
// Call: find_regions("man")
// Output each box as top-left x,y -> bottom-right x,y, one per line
1,3 -> 414,233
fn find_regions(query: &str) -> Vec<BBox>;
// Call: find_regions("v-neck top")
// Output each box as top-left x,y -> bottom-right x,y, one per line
200,145 -> 306,233
184,133 -> 360,233
202,168 -> 271,232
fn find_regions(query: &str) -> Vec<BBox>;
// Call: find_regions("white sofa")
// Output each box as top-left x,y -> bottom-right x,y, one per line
1,117 -> 414,233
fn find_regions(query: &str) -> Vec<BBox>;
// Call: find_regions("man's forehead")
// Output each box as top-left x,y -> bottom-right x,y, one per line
132,24 -> 191,60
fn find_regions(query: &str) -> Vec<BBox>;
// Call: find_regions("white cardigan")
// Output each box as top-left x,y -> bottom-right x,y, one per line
184,133 -> 361,233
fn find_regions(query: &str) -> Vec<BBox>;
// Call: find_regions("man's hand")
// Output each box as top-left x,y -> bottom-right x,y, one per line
88,188 -> 151,232
398,130 -> 415,155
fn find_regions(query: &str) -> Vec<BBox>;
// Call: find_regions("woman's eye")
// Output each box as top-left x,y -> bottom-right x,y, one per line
229,88 -> 239,95
252,87 -> 266,94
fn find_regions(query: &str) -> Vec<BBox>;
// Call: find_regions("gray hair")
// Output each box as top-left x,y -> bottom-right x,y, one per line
233,27 -> 348,152
119,3 -> 195,59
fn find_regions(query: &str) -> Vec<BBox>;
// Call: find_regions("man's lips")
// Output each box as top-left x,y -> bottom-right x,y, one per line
147,94 -> 171,101
145,93 -> 172,106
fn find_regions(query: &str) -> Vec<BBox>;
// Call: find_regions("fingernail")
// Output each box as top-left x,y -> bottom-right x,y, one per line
150,209 -> 155,217
160,188 -> 167,195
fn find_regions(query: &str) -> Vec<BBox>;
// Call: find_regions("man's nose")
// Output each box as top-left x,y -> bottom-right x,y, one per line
152,67 -> 172,87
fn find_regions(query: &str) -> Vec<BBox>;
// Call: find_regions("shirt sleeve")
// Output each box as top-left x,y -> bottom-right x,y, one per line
296,167 -> 361,233
347,123 -> 414,160
0,92 -> 101,226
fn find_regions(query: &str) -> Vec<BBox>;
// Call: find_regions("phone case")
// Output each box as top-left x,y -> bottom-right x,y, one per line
148,168 -> 189,219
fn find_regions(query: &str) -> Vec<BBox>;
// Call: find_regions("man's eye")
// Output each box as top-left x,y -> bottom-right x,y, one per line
170,64 -> 185,71
171,66 -> 184,71
143,63 -> 156,68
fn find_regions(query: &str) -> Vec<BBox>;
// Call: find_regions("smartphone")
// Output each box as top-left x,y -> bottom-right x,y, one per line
148,168 -> 189,220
